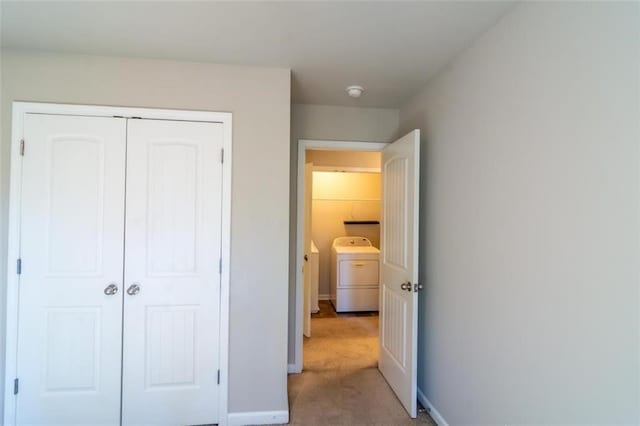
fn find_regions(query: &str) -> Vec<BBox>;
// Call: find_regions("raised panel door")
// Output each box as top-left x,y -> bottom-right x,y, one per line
122,119 -> 223,425
16,114 -> 126,425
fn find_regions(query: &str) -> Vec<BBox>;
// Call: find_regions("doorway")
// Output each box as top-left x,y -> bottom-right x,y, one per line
293,140 -> 386,375
292,132 -> 421,420
303,149 -> 383,371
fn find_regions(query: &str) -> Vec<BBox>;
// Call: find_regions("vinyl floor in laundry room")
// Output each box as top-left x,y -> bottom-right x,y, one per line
287,301 -> 436,425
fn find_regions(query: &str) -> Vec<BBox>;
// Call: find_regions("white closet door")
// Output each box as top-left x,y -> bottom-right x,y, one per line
122,119 -> 223,425
16,114 -> 126,425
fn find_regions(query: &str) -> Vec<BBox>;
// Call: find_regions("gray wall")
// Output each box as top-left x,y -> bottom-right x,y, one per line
399,2 -> 639,423
288,104 -> 399,364
0,50 -> 291,415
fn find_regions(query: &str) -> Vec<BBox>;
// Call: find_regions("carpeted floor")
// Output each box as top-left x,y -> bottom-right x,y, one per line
303,315 -> 379,371
287,301 -> 436,425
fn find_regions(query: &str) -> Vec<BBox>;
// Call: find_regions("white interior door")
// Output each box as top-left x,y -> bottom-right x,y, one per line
303,162 -> 313,338
122,119 -> 223,425
378,129 -> 420,418
15,114 -> 126,425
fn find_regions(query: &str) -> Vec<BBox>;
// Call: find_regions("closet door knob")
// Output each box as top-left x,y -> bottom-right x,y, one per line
127,283 -> 141,295
400,282 -> 411,291
104,283 -> 118,295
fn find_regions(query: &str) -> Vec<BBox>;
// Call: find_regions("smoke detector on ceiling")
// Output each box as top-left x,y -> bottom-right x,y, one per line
346,85 -> 364,98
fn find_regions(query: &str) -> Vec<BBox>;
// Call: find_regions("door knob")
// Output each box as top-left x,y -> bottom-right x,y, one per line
104,283 -> 118,295
400,282 -> 412,292
127,283 -> 141,295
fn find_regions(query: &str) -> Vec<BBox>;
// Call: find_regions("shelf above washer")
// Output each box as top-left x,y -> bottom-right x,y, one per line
344,220 -> 380,225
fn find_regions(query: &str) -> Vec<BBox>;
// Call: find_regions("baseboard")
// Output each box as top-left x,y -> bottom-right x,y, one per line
228,410 -> 289,426
288,363 -> 302,374
319,293 -> 331,300
417,388 -> 449,426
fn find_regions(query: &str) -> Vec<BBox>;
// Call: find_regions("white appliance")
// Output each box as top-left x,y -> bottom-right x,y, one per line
310,240 -> 320,313
330,236 -> 380,312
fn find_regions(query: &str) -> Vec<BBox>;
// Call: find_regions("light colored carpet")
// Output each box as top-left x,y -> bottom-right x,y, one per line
303,316 -> 379,371
287,304 -> 436,425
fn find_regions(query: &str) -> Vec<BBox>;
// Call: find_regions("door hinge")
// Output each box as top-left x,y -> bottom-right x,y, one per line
13,378 -> 18,395
20,139 -> 25,156
221,148 -> 224,164
219,258 -> 222,274
16,258 -> 22,275
217,369 -> 220,385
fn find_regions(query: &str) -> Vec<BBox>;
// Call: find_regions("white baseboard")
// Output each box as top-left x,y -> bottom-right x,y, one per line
417,388 -> 449,426
288,363 -> 302,374
319,293 -> 331,300
228,410 -> 289,426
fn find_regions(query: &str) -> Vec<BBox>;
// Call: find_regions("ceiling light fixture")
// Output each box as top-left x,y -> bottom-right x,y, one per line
346,85 -> 364,98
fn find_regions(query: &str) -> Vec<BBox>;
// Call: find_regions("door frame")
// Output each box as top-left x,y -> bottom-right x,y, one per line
291,139 -> 387,373
4,102 -> 232,426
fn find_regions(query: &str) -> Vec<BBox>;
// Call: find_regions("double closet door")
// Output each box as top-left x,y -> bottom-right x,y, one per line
15,113 -> 223,425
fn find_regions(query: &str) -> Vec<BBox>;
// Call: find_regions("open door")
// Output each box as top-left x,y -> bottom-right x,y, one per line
378,130 -> 420,417
303,162 -> 313,337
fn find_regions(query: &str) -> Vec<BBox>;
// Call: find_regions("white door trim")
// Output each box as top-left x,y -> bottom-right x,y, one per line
4,102 -> 232,426
292,139 -> 387,373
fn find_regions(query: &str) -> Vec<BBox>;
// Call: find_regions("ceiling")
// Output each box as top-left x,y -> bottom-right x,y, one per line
1,1 -> 514,108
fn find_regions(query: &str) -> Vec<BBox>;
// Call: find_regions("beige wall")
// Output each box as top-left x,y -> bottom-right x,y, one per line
289,104 -> 399,364
0,50 -> 291,415
311,172 -> 381,296
399,2 -> 639,423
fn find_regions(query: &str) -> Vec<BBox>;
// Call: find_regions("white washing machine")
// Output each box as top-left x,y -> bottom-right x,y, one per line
330,236 -> 380,312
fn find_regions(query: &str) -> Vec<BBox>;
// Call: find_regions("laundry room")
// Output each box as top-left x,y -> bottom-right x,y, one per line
300,146 -> 384,371
308,149 -> 381,310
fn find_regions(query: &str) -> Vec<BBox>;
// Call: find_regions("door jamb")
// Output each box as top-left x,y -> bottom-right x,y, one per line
291,139 -> 387,374
4,102 -> 232,426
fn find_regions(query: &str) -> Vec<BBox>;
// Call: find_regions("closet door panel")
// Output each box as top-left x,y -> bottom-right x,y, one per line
16,114 -> 126,426
123,119 -> 223,425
